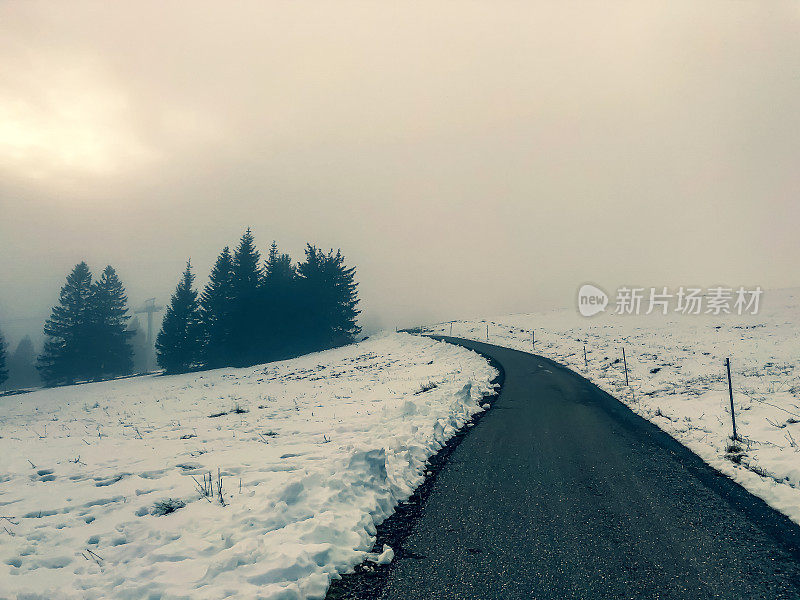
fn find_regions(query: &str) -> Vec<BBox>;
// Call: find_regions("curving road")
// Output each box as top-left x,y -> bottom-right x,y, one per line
374,337 -> 800,600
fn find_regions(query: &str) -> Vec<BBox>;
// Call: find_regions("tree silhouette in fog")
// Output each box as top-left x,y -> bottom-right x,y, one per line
37,262 -> 95,385
7,336 -> 39,389
38,262 -> 136,386
230,228 -> 263,366
0,329 -> 7,388
90,265 -> 134,378
261,240 -> 298,360
156,261 -> 202,373
295,244 -> 361,353
157,229 -> 363,374
199,246 -> 235,368
33,234 -> 363,381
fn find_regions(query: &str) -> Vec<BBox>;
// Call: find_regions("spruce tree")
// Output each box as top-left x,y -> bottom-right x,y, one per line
37,262 -> 95,385
295,244 -> 326,352
199,246 -> 235,368
265,241 -> 295,283
261,241 -> 297,360
7,336 -> 40,389
0,329 -> 7,388
156,261 -> 202,373
326,249 -> 361,345
230,228 -> 263,366
90,265 -> 134,378
296,245 -> 361,352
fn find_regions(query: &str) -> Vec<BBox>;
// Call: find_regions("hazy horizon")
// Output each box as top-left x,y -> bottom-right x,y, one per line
3,1 -> 800,348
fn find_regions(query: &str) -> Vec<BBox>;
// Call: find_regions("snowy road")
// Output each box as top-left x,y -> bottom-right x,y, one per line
373,337 -> 800,600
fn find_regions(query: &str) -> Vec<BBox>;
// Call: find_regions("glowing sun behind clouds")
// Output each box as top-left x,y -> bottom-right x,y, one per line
0,52 -> 158,180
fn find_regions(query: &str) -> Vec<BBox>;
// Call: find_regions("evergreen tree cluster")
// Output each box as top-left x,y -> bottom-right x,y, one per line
156,229 -> 361,373
37,262 -> 133,386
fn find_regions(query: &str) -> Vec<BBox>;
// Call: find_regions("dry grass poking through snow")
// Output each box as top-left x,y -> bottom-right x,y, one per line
0,333 -> 496,599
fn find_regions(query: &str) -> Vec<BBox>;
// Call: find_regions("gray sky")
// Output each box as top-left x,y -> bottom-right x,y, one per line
1,1 -> 799,346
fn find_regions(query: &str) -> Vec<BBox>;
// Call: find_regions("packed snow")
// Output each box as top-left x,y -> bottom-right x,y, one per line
427,288 -> 800,524
0,333 -> 496,599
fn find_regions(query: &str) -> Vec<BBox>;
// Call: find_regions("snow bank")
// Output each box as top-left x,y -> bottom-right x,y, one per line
0,333 -> 496,599
429,288 -> 800,525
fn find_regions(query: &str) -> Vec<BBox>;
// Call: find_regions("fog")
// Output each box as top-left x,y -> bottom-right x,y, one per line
2,1 -> 799,347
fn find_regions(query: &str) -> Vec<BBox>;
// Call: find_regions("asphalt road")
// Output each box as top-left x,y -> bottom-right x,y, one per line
376,336 -> 800,600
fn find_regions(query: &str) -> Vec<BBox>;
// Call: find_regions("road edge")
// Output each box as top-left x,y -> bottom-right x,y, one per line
324,342 -> 505,600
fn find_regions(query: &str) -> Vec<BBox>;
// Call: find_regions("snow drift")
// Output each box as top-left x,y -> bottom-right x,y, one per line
0,332 -> 496,599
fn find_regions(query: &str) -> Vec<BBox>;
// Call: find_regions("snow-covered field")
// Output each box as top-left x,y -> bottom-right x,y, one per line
0,333 -> 496,599
427,288 -> 800,525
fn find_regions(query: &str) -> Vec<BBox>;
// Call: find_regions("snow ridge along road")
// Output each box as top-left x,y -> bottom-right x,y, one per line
0,333 -> 497,599
375,336 -> 800,600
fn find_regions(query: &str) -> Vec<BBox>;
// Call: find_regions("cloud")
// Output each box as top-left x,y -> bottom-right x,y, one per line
1,1 -> 799,345
0,50 -> 158,179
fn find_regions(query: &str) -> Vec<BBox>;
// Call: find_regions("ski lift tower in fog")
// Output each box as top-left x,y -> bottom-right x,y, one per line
134,298 -> 163,371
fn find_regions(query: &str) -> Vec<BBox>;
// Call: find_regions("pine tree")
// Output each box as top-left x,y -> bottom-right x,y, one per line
230,228 -> 263,366
296,245 -> 361,352
326,249 -> 361,345
0,329 -> 8,388
265,241 -> 295,284
7,336 -> 39,389
90,265 -> 133,378
199,246 -> 235,368
156,261 -> 202,373
261,241 -> 297,360
295,244 -> 327,352
37,262 -> 95,386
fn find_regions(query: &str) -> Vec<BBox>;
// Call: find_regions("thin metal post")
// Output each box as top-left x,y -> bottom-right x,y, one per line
622,347 -> 629,386
726,358 -> 738,441
584,344 -> 587,369
449,322 -> 453,336
486,323 -> 489,341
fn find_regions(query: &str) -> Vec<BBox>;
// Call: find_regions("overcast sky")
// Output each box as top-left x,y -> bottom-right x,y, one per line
1,1 -> 799,346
